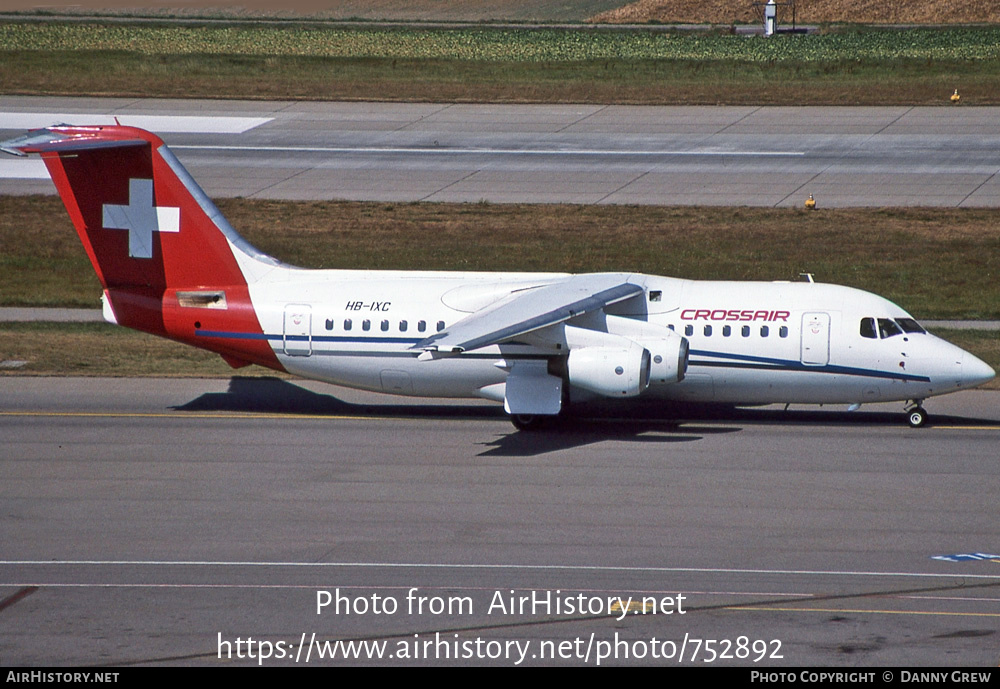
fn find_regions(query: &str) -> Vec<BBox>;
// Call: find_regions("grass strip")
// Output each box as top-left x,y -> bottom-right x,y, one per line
0,321 -> 271,377
5,24 -> 1000,62
3,196 -> 999,319
2,23 -> 1000,104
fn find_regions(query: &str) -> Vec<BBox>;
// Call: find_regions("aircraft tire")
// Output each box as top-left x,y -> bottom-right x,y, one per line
511,414 -> 549,431
907,407 -> 928,428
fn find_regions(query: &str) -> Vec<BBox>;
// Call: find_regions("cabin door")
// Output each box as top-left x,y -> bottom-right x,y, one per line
283,304 -> 312,356
800,312 -> 830,366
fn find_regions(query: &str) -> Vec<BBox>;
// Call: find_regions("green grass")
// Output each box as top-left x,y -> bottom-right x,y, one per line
5,24 -> 1000,62
0,322 -> 265,377
3,196 -> 998,381
3,196 -> 999,319
2,22 -> 1000,103
5,2 -> 624,24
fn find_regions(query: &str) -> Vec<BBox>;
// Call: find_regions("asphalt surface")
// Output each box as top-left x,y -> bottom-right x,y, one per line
2,377 -> 999,666
3,97 -> 1000,206
4,98 -> 1000,667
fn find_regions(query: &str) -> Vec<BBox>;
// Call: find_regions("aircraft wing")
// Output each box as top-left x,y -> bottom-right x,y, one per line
413,273 -> 643,357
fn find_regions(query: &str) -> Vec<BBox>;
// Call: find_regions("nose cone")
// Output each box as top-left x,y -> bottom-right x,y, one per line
962,351 -> 996,389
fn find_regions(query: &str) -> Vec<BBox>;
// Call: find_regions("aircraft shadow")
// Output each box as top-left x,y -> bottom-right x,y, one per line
474,401 -> 998,456
673,405 -> 997,428
171,376 -> 505,420
171,378 -> 738,456
570,398 -> 1000,429
476,421 -> 735,457
172,377 -> 997,456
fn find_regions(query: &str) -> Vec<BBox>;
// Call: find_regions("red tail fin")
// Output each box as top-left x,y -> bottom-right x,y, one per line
3,125 -> 282,370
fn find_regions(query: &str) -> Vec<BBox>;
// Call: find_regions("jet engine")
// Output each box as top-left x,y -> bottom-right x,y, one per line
567,341 -> 651,398
600,315 -> 689,385
634,333 -> 689,385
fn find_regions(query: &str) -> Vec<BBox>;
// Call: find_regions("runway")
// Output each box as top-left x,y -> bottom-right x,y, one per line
2,376 -> 1000,666
3,97 -> 1000,206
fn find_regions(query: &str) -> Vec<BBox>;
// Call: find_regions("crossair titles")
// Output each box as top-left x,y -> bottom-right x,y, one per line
680,309 -> 790,322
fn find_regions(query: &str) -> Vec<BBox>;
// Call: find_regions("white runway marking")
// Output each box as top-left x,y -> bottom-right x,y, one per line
0,113 -> 272,134
0,114 -> 273,179
1,139 -> 802,181
0,158 -> 48,179
175,145 -> 806,157
3,560 -> 999,580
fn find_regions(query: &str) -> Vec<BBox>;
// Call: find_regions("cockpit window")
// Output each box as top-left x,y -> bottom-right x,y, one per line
878,318 -> 903,339
863,316 -> 925,339
896,318 -> 926,334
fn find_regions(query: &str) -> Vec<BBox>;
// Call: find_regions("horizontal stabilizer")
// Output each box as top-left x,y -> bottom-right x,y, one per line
0,127 -> 146,157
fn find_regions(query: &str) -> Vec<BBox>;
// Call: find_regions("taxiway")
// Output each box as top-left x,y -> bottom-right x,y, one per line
2,377 -> 999,665
3,97 -> 1000,206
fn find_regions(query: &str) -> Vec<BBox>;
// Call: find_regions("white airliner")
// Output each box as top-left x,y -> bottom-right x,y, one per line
2,124 -> 994,429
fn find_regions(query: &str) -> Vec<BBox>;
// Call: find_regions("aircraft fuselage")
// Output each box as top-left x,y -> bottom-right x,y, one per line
220,270 -> 991,407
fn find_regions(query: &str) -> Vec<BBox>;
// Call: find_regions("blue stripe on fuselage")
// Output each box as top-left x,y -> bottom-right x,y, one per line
690,348 -> 931,382
195,332 -> 932,382
196,330 -> 423,345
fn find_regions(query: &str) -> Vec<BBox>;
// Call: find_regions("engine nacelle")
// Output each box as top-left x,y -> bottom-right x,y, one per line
567,343 -> 651,398
635,333 -> 689,384
602,315 -> 689,386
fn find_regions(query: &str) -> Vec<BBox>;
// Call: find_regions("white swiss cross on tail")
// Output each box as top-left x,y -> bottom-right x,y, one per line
102,178 -> 180,259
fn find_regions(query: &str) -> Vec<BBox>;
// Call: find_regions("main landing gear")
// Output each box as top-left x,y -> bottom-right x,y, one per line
510,412 -> 566,431
511,414 -> 549,431
905,400 -> 928,428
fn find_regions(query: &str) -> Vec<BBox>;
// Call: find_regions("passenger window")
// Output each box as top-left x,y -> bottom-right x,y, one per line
667,324 -> 675,331
684,325 -> 694,337
704,325 -> 712,337
400,320 -> 408,332
362,319 -> 371,331
325,319 -> 334,331
418,320 -> 426,332
722,325 -> 731,337
381,319 -> 389,332
860,318 -> 876,339
760,325 -> 769,337
779,326 -> 788,338
878,318 -> 903,339
344,319 -> 352,331
436,321 -> 445,332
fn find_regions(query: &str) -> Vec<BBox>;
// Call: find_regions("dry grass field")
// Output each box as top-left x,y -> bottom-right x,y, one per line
7,0 -> 997,23
593,0 -> 1000,24
4,196 -> 999,319
4,0 -> 621,21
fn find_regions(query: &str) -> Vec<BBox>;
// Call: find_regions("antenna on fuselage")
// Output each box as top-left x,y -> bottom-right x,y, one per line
798,272 -> 815,283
